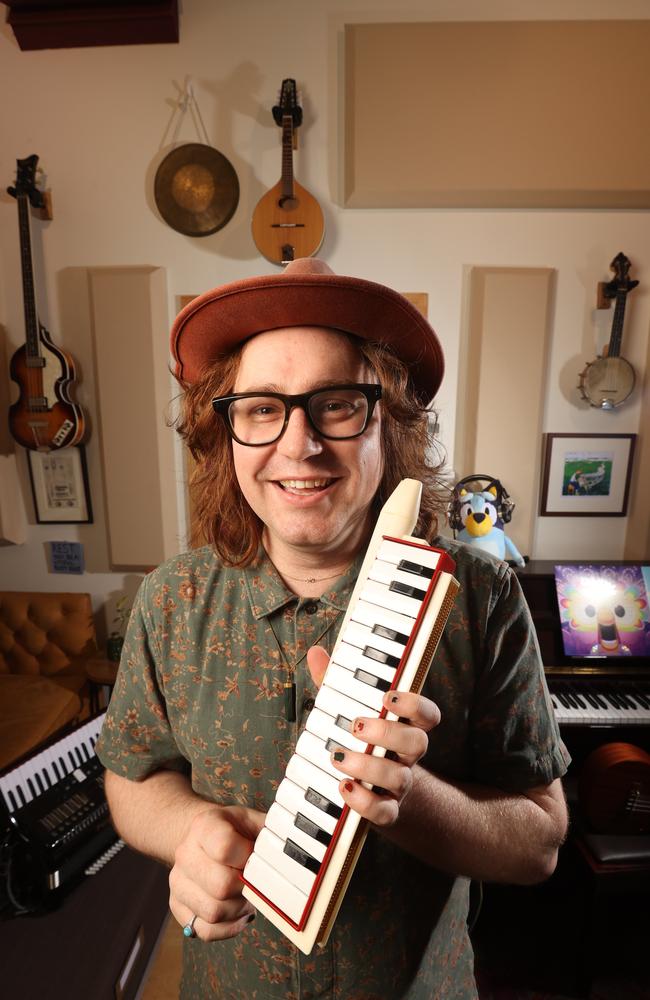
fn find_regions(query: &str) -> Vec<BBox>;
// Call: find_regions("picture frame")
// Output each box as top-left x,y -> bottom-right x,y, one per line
539,433 -> 636,517
27,445 -> 93,524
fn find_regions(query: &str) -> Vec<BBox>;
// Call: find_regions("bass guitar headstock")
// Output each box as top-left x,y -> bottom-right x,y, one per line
7,154 -> 46,212
272,78 -> 303,128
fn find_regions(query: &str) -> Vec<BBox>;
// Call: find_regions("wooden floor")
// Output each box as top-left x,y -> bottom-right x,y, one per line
140,915 -> 182,1000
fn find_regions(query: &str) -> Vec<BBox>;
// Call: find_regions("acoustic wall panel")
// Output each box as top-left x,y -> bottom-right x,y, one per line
344,21 -> 650,208
89,267 -> 179,569
454,267 -> 554,560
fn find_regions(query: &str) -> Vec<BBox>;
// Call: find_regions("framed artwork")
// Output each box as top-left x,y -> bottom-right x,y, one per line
540,433 -> 636,517
27,445 -> 93,524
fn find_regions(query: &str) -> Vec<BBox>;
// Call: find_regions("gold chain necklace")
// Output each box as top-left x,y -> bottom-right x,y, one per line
279,568 -> 348,585
266,609 -> 342,721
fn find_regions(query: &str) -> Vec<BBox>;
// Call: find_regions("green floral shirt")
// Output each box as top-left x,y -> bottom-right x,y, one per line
96,538 -> 569,1000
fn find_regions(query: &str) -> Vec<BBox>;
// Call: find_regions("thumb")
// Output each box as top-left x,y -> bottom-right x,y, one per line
306,644 -> 330,689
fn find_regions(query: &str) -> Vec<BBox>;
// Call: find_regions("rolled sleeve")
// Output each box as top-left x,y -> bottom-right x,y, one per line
96,573 -> 188,780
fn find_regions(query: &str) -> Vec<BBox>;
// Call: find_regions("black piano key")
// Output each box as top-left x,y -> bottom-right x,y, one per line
16,786 -> 28,808
568,687 -> 587,709
354,668 -> 391,692
325,737 -> 347,755
8,789 -> 18,811
40,768 -> 52,789
363,645 -> 400,669
372,624 -> 409,646
335,714 -> 354,734
284,837 -> 321,875
305,786 -> 343,820
388,580 -> 426,599
633,689 -> 650,709
33,772 -> 45,794
26,776 -> 37,798
295,811 -> 332,847
397,558 -> 434,579
52,759 -> 63,781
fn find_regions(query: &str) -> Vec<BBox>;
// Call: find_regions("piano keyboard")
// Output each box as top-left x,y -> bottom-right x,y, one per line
0,713 -> 105,816
0,712 -> 118,898
242,479 -> 458,955
550,679 -> 650,727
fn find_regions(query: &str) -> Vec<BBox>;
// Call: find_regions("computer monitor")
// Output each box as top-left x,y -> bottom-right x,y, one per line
554,564 -> 650,660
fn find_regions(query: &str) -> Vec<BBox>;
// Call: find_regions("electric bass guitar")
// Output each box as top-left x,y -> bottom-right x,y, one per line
251,79 -> 325,266
8,155 -> 85,451
578,742 -> 650,835
578,252 -> 638,410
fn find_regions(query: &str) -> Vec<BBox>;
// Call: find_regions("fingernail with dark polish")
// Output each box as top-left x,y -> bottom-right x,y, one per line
333,751 -> 345,762
247,912 -> 256,923
344,781 -> 354,793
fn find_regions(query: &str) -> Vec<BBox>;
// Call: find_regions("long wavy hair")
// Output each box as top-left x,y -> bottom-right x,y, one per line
175,334 -> 447,564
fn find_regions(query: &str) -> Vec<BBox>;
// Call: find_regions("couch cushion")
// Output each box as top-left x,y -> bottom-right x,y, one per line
0,591 -> 97,681
0,674 -> 82,770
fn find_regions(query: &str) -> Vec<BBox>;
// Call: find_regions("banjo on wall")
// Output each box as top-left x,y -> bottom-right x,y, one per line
578,252 -> 638,410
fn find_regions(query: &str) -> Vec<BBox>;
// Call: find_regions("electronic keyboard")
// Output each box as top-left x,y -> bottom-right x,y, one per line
242,479 -> 459,954
0,712 -> 118,908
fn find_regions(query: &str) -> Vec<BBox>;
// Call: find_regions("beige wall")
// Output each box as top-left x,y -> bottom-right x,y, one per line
1,0 -> 649,629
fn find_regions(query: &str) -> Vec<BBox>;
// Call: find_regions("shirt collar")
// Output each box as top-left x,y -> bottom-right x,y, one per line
242,548 -> 363,620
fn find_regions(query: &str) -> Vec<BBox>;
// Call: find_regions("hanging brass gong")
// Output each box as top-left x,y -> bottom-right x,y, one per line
154,142 -> 239,237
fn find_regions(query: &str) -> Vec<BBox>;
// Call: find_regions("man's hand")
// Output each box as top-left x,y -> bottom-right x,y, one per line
306,645 -> 441,827
169,804 -> 266,941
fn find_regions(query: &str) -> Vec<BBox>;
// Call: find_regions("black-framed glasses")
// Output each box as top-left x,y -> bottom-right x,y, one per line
212,383 -> 382,446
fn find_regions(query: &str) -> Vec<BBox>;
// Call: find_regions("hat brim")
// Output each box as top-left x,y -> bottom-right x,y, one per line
171,271 -> 444,403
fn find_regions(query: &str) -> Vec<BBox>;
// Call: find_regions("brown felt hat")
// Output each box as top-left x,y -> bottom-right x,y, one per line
171,258 -> 444,403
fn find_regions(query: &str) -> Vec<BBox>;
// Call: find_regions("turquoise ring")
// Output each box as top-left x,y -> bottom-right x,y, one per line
183,914 -> 198,938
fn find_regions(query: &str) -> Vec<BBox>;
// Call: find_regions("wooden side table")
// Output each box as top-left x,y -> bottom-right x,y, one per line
85,658 -> 119,713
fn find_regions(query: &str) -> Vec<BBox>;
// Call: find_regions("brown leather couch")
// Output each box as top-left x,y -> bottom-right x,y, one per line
0,591 -> 99,770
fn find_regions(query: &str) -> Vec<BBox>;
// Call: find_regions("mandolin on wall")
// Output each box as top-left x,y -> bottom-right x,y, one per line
7,155 -> 85,452
251,79 -> 325,267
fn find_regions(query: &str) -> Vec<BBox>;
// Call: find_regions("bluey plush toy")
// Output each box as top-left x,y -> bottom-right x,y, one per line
448,475 -> 526,567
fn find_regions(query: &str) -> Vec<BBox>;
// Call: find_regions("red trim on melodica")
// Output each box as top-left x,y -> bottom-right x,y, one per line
240,541 -> 456,930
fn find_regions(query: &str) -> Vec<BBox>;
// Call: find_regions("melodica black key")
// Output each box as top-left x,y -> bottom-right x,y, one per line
242,479 -> 459,954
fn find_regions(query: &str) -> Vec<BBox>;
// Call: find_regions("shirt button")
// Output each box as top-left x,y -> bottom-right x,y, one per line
304,601 -> 318,615
303,697 -> 315,712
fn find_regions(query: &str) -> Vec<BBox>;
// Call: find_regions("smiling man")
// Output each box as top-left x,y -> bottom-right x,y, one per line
96,258 -> 569,1000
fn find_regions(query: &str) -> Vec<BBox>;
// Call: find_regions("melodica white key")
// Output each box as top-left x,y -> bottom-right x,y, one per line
242,479 -> 459,954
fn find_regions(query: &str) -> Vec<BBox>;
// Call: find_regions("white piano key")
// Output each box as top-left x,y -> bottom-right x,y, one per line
341,619 -> 407,661
275,778 -> 339,836
314,683 -> 381,730
286,755 -> 345,811
376,539 -> 441,570
266,802 -> 329,863
368,561 -> 430,594
254,827 -> 318,897
332,641 -> 398,683
14,763 -> 35,803
296,731 -> 355,781
243,852 -> 309,925
350,598 -> 415,641
358,578 -> 424,619
324,662 -> 387,713
306,707 -> 367,754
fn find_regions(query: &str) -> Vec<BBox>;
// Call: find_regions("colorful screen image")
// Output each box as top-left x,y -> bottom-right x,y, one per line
554,564 -> 650,658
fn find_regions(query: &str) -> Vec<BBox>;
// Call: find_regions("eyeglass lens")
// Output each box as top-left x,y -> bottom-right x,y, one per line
228,387 -> 372,444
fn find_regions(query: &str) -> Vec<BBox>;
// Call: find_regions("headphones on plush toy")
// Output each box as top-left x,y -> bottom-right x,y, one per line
447,474 -> 515,532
